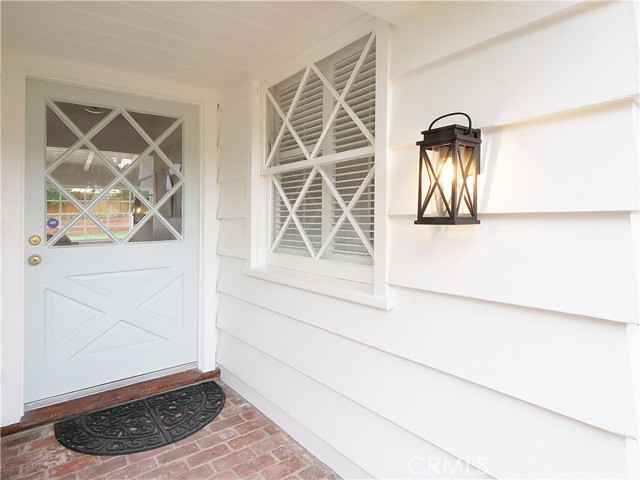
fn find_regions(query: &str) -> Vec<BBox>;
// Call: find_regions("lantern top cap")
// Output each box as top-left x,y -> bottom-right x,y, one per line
417,124 -> 481,145
417,112 -> 481,145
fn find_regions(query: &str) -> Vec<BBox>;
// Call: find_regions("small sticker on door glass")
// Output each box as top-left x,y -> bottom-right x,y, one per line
47,217 -> 59,228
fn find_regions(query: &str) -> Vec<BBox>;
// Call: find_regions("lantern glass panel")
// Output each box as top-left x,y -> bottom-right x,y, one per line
456,144 -> 477,217
423,144 -> 453,218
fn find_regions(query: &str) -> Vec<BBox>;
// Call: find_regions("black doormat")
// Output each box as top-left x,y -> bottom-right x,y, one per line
54,380 -> 225,456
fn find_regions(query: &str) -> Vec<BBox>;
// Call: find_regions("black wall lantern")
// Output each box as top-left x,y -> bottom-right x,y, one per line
415,112 -> 481,225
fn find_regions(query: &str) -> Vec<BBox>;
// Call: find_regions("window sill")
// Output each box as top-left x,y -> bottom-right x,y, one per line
244,265 -> 392,310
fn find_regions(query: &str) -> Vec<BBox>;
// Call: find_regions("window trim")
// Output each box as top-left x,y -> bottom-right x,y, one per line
264,34 -> 375,272
247,20 -> 390,308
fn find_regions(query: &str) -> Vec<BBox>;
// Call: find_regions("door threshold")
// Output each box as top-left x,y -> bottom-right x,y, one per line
25,363 -> 199,411
1,366 -> 220,436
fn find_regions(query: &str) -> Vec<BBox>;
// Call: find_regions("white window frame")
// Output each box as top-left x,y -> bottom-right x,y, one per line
247,20 -> 390,310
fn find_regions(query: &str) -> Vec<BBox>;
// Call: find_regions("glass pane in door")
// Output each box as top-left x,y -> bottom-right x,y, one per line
125,156 -> 179,206
128,111 -> 177,141
49,148 -> 116,190
46,106 -> 79,166
89,184 -> 135,240
45,181 -> 81,244
159,126 -> 183,166
54,101 -> 114,134
129,214 -> 178,242
53,214 -> 115,246
157,186 -> 183,236
91,113 -> 149,159
45,99 -> 183,246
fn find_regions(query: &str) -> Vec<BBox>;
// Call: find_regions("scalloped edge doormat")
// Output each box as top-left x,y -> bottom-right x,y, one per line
54,380 -> 225,455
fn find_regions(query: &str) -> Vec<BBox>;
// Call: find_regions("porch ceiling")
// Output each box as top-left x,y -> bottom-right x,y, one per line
1,1 -> 379,89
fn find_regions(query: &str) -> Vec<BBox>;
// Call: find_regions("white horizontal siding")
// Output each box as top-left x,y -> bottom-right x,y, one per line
219,366 -> 374,480
218,329 -> 490,480
217,295 -> 628,479
390,1 -> 638,147
390,1 -> 581,79
389,101 -> 640,215
216,2 -> 640,478
217,256 -> 637,438
388,214 -> 639,323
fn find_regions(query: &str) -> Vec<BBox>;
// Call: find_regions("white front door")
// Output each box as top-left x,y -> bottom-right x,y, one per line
24,79 -> 200,404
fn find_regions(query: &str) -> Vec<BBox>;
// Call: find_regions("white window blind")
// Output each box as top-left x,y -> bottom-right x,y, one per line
265,33 -> 376,266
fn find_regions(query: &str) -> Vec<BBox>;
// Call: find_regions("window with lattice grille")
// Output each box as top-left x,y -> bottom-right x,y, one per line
263,33 -> 376,268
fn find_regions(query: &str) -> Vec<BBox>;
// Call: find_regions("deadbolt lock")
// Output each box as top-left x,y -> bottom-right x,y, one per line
28,235 -> 42,246
28,254 -> 42,266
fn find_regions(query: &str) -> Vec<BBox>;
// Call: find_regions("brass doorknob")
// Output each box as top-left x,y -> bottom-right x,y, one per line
28,235 -> 42,246
28,254 -> 42,266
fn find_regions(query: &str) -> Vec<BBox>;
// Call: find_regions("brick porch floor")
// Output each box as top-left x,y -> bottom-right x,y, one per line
0,380 -> 340,480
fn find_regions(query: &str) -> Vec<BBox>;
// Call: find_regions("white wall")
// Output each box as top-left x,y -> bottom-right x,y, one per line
0,47 -> 220,425
217,1 -> 640,478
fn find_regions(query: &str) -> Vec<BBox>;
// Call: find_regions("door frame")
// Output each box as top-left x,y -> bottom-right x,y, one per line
0,49 -> 220,426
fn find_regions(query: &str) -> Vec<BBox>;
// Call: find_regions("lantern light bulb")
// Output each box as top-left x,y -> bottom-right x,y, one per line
440,158 -> 453,194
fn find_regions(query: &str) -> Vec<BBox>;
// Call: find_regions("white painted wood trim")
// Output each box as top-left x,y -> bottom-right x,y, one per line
0,49 -> 219,426
315,166 -> 375,258
244,266 -> 391,310
198,95 -> 219,373
249,79 -> 266,270
1,52 -> 27,426
373,19 -> 390,298
248,24 -> 390,302
265,69 -> 312,167
629,208 -> 640,477
264,253 -> 373,284
270,169 -> 318,258
263,146 -> 375,176
308,34 -> 376,152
